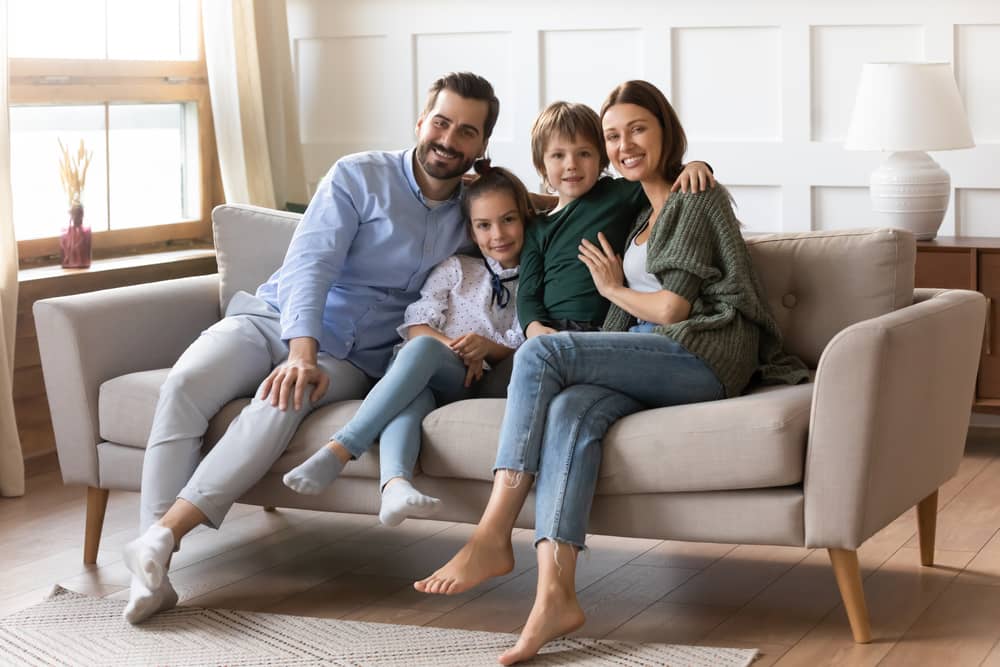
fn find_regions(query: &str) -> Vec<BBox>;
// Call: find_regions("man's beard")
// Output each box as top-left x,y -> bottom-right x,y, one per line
416,141 -> 476,180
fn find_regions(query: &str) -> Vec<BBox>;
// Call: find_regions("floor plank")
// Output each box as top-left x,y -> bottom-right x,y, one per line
2,431 -> 1000,667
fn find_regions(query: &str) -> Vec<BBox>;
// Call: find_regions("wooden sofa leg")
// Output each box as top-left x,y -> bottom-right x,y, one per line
917,489 -> 939,567
828,548 -> 872,643
84,487 -> 110,565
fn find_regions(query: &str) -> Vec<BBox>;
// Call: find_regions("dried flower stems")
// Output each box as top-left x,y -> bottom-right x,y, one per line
58,139 -> 93,209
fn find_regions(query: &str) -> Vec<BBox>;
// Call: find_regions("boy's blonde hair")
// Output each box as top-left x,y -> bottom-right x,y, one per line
529,101 -> 609,179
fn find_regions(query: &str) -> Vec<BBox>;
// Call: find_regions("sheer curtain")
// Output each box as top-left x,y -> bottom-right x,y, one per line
0,0 -> 26,497
202,0 -> 307,210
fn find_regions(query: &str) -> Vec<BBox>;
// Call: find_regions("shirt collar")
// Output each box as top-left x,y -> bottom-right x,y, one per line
484,254 -> 519,278
403,148 -> 463,207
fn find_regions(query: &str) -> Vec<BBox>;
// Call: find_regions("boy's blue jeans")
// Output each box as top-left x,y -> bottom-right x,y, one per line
333,336 -> 474,489
493,330 -> 724,549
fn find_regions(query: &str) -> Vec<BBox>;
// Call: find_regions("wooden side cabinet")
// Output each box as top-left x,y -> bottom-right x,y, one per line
915,237 -> 1000,413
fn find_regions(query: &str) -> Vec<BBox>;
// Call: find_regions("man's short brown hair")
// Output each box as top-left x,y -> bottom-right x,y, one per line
422,72 -> 500,141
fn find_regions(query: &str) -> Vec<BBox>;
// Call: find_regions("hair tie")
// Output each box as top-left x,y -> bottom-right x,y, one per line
473,158 -> 493,176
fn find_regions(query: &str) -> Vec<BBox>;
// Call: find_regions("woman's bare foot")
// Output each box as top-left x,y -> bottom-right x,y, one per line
499,587 -> 586,665
413,533 -> 514,595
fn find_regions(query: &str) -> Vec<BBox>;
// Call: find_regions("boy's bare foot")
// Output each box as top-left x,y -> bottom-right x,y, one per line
413,533 -> 514,595
498,587 -> 586,665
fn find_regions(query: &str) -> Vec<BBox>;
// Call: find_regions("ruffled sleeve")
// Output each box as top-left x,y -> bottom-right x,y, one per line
397,256 -> 462,338
501,293 -> 528,349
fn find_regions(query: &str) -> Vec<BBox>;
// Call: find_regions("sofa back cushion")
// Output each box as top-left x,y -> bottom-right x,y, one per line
746,228 -> 915,368
212,204 -> 302,311
213,205 -> 915,368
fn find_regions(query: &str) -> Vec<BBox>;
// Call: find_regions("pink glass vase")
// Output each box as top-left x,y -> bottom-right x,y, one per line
60,204 -> 92,269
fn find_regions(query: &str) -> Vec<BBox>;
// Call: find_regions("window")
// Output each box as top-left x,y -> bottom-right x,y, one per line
9,0 -> 216,263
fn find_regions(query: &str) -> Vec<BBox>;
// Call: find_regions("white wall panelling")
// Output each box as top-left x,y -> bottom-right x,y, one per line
810,25 -> 925,143
812,186 -> 872,231
673,27 -> 782,142
957,189 -> 1000,237
287,1 -> 1000,236
296,36 -> 393,145
541,29 -> 643,112
728,186 -> 783,232
956,25 -> 1000,144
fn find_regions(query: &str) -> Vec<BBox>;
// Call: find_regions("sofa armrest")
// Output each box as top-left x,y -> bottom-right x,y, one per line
803,289 -> 985,549
33,274 -> 221,487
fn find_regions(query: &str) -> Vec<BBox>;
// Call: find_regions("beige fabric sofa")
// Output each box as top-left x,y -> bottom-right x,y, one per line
34,204 -> 986,643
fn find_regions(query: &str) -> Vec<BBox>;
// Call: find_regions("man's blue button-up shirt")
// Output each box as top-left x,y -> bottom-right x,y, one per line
256,148 -> 474,377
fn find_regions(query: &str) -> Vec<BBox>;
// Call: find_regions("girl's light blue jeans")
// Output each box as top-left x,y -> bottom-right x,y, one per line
494,330 -> 724,549
332,335 -> 474,489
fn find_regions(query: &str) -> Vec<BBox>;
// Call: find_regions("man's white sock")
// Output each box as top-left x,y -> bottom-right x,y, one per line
122,523 -> 174,590
122,574 -> 178,624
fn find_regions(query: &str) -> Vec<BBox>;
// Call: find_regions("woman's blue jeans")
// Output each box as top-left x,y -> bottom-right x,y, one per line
333,336 -> 474,489
494,331 -> 724,549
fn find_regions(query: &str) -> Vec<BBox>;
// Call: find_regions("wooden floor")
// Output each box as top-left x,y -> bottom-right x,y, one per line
5,432 -> 1000,665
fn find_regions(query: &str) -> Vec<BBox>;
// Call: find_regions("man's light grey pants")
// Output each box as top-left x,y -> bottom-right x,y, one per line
139,292 -> 372,531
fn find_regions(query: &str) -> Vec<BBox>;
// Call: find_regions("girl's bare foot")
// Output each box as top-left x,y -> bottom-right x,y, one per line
414,533 -> 514,595
498,587 -> 586,665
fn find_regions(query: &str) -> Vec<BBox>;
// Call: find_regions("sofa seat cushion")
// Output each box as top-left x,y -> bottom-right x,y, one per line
99,371 -> 393,480
420,382 -> 813,494
99,369 -> 248,452
100,368 -> 811,492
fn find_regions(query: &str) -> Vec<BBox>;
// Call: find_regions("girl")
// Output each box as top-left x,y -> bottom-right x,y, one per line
415,81 -> 808,665
282,159 -> 533,527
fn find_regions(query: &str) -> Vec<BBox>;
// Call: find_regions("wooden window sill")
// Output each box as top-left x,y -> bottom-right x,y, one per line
17,247 -> 218,301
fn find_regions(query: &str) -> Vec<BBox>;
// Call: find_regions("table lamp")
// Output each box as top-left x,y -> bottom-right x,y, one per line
845,62 -> 975,240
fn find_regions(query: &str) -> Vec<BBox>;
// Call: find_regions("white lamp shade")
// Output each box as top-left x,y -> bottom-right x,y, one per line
845,63 -> 975,152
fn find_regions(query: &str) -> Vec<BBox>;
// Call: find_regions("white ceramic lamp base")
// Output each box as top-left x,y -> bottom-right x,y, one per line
869,151 -> 951,241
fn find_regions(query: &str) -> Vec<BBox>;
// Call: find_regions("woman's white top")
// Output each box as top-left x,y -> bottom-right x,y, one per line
622,237 -> 663,293
399,254 -> 525,350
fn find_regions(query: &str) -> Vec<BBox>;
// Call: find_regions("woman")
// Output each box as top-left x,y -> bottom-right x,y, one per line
414,80 -> 808,665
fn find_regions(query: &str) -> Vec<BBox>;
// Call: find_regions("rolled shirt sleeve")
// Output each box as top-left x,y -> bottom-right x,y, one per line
277,161 -> 361,343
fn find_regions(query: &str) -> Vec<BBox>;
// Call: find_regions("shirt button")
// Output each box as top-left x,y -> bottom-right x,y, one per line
782,293 -> 797,308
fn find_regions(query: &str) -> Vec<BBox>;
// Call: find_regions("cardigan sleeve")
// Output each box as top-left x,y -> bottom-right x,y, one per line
397,256 -> 461,338
646,188 -> 729,304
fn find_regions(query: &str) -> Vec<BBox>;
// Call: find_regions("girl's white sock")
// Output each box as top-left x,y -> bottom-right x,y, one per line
283,446 -> 346,495
379,479 -> 441,527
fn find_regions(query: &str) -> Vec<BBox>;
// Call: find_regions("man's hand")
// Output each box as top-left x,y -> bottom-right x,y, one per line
260,337 -> 330,411
672,161 -> 716,193
525,321 -> 557,339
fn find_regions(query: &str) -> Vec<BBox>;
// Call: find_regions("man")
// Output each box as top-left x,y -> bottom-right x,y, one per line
122,72 -> 498,624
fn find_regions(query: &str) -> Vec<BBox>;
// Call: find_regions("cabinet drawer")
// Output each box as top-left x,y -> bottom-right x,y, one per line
915,249 -> 975,290
978,252 -> 1000,398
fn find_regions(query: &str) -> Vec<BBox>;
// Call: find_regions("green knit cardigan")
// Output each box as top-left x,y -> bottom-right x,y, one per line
602,185 -> 809,397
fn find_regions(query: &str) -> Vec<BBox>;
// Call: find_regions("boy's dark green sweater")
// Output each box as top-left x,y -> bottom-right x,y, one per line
518,177 -> 645,329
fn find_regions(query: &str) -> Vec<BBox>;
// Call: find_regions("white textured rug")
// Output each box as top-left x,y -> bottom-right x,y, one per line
0,586 -> 758,666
